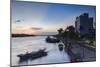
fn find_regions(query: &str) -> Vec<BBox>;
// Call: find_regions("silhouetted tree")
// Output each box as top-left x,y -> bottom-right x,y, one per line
57,26 -> 79,40
58,28 -> 63,34
66,26 -> 79,39
67,25 -> 75,32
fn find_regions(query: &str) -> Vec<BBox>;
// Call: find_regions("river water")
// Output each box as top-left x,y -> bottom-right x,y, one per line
11,36 -> 70,66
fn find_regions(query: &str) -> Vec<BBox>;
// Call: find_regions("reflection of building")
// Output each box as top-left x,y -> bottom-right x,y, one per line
75,13 -> 95,38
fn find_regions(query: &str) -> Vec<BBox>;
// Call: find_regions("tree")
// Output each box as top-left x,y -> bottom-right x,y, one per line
66,26 -> 79,39
67,26 -> 75,32
57,26 -> 79,40
57,28 -> 63,34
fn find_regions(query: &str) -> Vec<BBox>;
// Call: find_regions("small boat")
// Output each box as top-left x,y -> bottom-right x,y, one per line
46,36 -> 60,43
58,44 -> 63,51
17,48 -> 48,62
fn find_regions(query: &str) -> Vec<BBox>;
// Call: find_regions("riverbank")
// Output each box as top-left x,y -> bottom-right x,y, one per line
60,38 -> 96,62
12,34 -> 36,37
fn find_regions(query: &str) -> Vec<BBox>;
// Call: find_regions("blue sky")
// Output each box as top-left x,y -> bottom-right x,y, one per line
11,1 -> 96,35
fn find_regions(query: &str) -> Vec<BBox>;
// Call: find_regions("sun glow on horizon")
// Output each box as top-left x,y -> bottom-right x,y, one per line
11,1 -> 96,35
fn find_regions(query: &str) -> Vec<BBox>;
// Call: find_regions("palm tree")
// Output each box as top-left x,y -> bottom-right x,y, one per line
58,28 -> 63,34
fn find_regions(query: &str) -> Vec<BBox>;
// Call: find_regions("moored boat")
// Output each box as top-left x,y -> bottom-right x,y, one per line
58,44 -> 63,51
17,48 -> 48,62
46,36 -> 60,43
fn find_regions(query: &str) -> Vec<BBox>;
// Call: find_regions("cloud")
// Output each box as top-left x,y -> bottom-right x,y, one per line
15,26 -> 23,28
30,27 -> 42,30
14,19 -> 25,23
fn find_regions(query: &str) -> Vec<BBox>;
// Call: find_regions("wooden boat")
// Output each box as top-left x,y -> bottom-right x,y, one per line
17,48 -> 48,62
46,36 -> 60,43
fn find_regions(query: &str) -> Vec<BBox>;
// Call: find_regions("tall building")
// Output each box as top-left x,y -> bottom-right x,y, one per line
75,13 -> 95,37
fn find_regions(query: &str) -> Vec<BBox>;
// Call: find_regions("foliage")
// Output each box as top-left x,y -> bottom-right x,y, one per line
57,25 -> 79,40
57,28 -> 63,34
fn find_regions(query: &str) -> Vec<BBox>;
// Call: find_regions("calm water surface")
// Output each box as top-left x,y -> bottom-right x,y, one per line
11,36 -> 70,66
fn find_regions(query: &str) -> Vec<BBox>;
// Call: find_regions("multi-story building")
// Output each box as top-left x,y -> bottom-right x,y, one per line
75,13 -> 95,38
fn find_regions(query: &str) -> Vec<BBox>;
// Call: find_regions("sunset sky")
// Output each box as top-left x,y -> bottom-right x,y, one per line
11,0 -> 96,35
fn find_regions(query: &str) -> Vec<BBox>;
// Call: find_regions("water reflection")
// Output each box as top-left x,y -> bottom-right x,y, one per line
12,36 -> 70,66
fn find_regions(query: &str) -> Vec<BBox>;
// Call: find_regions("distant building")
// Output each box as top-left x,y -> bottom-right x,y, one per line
75,13 -> 95,38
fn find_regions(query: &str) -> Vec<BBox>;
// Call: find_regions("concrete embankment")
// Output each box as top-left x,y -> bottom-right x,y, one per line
61,39 -> 96,62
